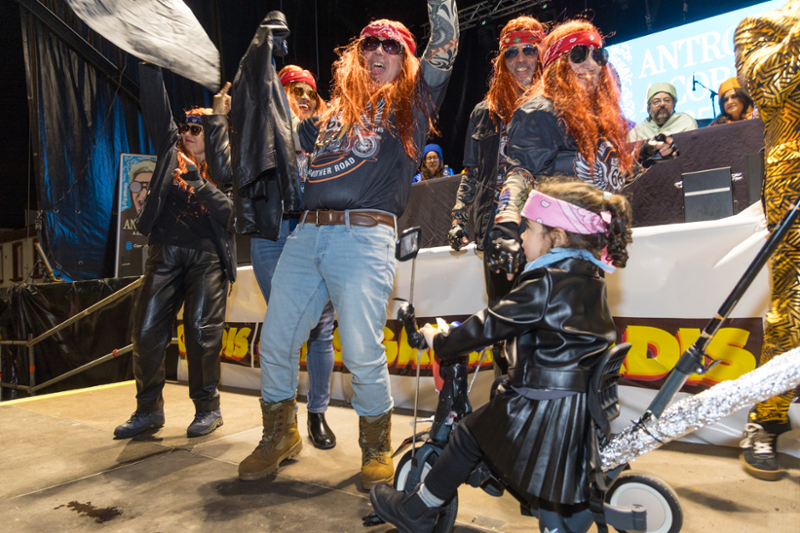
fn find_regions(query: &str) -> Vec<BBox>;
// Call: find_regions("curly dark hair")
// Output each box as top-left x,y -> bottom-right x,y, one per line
533,176 -> 633,268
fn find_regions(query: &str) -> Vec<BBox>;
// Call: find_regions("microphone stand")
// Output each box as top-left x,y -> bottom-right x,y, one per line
692,76 -> 719,120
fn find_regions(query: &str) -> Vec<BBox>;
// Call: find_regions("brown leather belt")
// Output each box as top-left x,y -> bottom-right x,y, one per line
301,210 -> 395,228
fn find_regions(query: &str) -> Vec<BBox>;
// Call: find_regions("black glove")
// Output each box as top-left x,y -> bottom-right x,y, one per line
639,133 -> 679,168
180,163 -> 206,190
447,223 -> 468,251
487,237 -> 525,275
397,301 -> 427,350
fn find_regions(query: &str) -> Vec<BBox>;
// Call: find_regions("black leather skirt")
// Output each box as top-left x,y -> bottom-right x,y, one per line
464,386 -> 597,507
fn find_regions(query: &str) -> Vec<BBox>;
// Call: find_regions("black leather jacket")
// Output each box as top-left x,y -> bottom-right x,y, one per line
135,63 -> 237,282
229,11 -> 300,239
456,101 -> 504,250
433,257 -> 616,392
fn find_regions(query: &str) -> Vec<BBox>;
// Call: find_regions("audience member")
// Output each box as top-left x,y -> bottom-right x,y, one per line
628,82 -> 697,141
710,77 -> 757,126
412,144 -> 453,182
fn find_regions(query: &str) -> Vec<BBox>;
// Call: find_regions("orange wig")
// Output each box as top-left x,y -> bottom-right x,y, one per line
278,65 -> 328,119
175,107 -> 215,188
321,20 -> 435,159
526,20 -> 633,175
485,16 -> 545,127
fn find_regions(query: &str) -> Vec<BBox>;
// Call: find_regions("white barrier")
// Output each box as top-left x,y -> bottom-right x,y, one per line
179,202 -> 799,456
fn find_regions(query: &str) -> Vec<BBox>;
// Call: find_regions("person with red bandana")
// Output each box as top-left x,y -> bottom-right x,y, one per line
488,20 -> 676,273
448,16 -> 545,376
237,0 -> 459,491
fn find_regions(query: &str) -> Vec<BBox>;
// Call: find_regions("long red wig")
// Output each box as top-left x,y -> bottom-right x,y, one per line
525,20 -> 633,175
321,20 -> 435,160
485,16 -> 545,127
175,107 -> 215,188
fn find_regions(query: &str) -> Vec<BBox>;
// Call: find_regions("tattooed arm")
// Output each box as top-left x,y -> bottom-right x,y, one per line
423,0 -> 459,75
452,168 -> 477,224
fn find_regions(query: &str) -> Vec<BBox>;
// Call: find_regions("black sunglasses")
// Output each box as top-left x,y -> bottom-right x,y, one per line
360,36 -> 404,56
569,45 -> 609,67
503,45 -> 537,61
129,181 -> 148,193
292,85 -> 317,101
179,124 -> 203,136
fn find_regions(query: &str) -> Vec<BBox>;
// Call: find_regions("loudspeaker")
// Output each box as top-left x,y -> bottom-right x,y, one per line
682,167 -> 734,223
744,150 -> 765,207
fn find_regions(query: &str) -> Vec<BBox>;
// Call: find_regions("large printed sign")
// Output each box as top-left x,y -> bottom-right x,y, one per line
115,154 -> 156,277
607,0 -> 783,123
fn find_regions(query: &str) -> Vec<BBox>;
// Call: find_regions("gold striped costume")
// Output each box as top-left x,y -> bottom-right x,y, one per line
734,0 -> 800,424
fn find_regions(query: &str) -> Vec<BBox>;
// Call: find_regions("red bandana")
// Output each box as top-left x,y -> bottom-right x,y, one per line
360,21 -> 416,56
542,30 -> 603,67
500,30 -> 545,49
279,69 -> 317,91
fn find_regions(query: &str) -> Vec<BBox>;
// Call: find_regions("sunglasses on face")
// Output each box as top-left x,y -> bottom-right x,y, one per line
360,36 -> 404,56
292,85 -> 318,101
569,45 -> 609,67
179,124 -> 203,136
129,181 -> 148,194
503,45 -> 537,61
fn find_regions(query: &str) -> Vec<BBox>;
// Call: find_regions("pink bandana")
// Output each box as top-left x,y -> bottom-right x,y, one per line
542,30 -> 603,67
522,190 -> 611,235
360,21 -> 416,56
279,69 -> 317,91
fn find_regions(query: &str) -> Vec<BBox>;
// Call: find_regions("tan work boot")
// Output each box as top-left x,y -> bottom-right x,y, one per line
238,398 -> 302,481
359,409 -> 394,491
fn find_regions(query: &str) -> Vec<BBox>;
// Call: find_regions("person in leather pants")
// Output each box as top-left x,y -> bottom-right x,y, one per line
448,16 -> 545,376
114,63 -> 236,440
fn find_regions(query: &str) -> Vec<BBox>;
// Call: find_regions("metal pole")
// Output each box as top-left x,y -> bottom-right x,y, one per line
27,333 -> 35,395
30,344 -> 134,393
643,190 -> 800,421
28,277 -> 142,346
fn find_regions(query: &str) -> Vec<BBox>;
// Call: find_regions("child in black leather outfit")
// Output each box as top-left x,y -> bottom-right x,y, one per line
370,179 -> 633,533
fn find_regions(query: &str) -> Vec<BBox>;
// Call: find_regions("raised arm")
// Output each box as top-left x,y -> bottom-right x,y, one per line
138,63 -> 179,156
422,0 -> 459,75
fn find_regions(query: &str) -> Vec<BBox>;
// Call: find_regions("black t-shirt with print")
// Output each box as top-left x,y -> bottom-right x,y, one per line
149,180 -> 217,254
298,63 -> 450,217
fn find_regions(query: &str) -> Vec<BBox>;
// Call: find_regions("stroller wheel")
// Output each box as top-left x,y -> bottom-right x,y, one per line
395,447 -> 459,533
606,471 -> 683,533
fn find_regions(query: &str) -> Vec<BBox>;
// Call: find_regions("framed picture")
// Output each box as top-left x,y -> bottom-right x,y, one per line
116,153 -> 157,277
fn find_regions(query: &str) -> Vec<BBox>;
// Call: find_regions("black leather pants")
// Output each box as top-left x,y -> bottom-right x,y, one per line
132,243 -> 227,414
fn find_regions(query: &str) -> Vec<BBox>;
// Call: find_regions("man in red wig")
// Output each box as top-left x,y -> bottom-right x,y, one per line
449,15 -> 545,376
238,1 -> 459,491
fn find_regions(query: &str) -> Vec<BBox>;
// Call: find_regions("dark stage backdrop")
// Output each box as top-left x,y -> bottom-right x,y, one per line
21,0 -> 772,280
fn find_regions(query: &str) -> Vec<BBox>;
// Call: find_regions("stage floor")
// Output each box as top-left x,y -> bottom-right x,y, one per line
1,382 -> 797,532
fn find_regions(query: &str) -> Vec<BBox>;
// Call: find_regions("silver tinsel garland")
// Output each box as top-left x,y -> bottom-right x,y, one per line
601,347 -> 800,471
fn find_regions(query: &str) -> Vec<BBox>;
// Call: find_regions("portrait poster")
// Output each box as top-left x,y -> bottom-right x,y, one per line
116,153 -> 157,277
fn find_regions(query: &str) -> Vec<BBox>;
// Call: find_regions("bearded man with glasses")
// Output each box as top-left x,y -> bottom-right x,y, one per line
448,16 -> 545,377
237,1 -> 459,491
628,82 -> 698,141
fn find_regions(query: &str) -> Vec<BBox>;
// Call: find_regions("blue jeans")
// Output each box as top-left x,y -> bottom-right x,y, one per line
251,220 -> 336,413
259,213 -> 397,417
